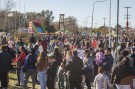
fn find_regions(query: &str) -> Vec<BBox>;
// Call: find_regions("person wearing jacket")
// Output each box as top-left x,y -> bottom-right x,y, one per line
47,53 -> 58,89
23,49 -> 37,89
102,48 -> 113,78
111,57 -> 135,89
13,46 -> 26,86
83,49 -> 94,89
29,34 -> 36,45
0,46 -> 11,89
65,50 -> 83,89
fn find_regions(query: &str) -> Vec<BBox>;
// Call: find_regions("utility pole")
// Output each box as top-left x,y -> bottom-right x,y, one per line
116,0 -> 119,61
24,4 -> 26,27
15,5 -> 16,32
124,6 -> 131,36
109,0 -> 112,47
19,0 -> 21,29
103,18 -> 107,26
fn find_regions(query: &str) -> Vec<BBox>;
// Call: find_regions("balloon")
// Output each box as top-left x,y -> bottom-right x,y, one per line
95,52 -> 105,65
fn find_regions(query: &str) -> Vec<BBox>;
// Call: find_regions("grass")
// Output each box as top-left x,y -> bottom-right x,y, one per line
8,70 -> 95,89
8,70 -> 40,89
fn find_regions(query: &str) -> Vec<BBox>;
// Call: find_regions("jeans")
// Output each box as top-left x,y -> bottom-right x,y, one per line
20,67 -> 25,86
16,69 -> 20,84
24,69 -> 37,88
38,70 -> 47,89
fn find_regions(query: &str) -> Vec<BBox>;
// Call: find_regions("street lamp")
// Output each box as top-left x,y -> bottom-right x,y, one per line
116,0 -> 119,60
109,0 -> 111,47
91,0 -> 108,30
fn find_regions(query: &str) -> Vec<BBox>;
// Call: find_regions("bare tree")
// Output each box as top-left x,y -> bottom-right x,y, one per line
4,0 -> 15,12
2,0 -> 15,31
65,16 -> 78,34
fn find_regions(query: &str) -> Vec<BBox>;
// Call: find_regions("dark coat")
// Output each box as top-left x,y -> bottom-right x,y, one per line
47,61 -> 58,78
111,64 -> 135,84
102,54 -> 114,71
0,51 -> 11,73
65,57 -> 83,78
25,54 -> 37,69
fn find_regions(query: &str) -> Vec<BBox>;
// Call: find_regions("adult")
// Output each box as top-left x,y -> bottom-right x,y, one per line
128,48 -> 135,68
23,49 -> 37,89
1,37 -> 7,45
16,38 -> 24,47
54,47 -> 62,66
41,37 -> 47,53
47,53 -> 58,89
37,52 -> 48,89
102,48 -> 114,78
65,50 -> 83,89
8,38 -> 14,49
111,57 -> 135,89
13,46 -> 26,86
117,49 -> 129,63
0,46 -> 11,89
83,49 -> 94,89
37,40 -> 43,53
29,34 -> 36,45
98,40 -> 104,49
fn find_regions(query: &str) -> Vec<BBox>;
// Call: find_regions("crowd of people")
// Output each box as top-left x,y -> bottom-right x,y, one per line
0,33 -> 135,89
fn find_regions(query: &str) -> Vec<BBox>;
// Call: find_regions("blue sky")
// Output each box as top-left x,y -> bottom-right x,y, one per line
11,0 -> 135,28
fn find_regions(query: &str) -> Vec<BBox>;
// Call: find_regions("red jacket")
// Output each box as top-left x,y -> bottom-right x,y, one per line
92,40 -> 97,48
13,51 -> 26,64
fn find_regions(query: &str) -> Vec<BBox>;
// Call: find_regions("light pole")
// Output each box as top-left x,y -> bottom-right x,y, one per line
91,0 -> 108,30
116,0 -> 119,60
109,0 -> 111,47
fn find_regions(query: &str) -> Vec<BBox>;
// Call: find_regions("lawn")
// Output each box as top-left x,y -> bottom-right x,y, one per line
8,70 -> 40,89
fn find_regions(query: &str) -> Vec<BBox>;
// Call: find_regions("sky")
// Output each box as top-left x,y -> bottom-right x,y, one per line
3,0 -> 135,28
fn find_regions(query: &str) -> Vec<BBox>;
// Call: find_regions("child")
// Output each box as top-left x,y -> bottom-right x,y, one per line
57,63 -> 65,89
93,67 -> 110,89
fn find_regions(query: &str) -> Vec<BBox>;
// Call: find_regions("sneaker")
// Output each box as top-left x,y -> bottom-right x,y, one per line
15,83 -> 20,86
36,80 -> 40,84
